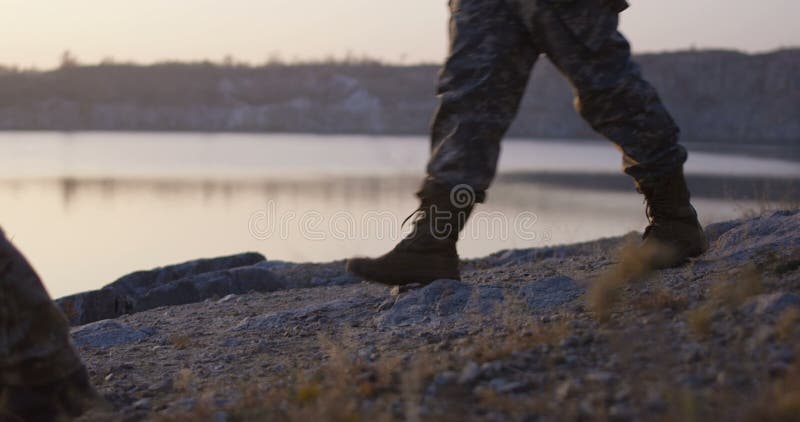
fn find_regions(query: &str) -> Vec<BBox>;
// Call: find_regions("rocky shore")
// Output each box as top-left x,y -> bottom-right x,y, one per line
69,210 -> 800,421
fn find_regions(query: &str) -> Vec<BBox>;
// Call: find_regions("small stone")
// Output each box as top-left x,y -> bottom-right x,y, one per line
459,362 -> 480,384
480,361 -> 503,376
489,378 -> 529,394
614,384 -> 631,402
556,381 -> 574,400
357,346 -> 377,360
148,378 -> 173,393
104,373 -> 115,381
564,355 -> 579,367
132,398 -> 152,410
376,299 -> 395,312
585,371 -> 617,385
560,336 -> 580,349
391,283 -> 423,296
218,294 -> 237,303
433,371 -> 457,386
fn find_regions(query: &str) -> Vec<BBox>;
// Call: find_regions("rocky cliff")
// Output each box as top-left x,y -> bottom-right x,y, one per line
1,49 -> 798,144
65,210 -> 800,420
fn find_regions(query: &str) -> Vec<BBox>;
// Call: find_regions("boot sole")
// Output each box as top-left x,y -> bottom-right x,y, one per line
346,258 -> 460,286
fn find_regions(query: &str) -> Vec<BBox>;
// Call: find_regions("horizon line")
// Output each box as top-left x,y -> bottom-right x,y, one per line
2,46 -> 797,72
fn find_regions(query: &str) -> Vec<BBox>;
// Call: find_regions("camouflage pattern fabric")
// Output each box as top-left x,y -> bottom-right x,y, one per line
0,228 -> 83,386
425,0 -> 686,196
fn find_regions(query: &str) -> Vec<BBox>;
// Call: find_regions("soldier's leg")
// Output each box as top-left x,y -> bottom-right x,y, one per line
528,2 -> 707,267
425,0 -> 539,196
348,0 -> 539,285
537,7 -> 685,180
0,228 -> 97,419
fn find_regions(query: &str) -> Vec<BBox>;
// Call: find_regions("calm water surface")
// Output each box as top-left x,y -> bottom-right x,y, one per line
1,132 -> 796,298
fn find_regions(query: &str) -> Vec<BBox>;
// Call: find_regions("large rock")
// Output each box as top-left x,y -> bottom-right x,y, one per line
706,210 -> 800,262
376,279 -> 473,328
107,252 -> 266,298
56,253 -> 273,325
71,320 -> 153,349
375,279 -> 510,328
58,288 -> 135,327
133,266 -> 286,311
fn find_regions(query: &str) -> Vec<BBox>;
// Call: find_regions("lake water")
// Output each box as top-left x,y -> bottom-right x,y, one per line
1,132 -> 797,298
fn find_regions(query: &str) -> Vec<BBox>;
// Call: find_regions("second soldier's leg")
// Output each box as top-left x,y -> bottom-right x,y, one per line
531,3 -> 707,267
0,229 -> 98,420
347,0 -> 539,285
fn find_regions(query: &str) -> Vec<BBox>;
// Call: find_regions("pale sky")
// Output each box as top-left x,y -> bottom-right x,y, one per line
1,0 -> 798,69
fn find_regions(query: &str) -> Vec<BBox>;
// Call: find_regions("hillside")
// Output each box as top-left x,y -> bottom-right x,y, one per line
64,210 -> 800,421
1,49 -> 798,144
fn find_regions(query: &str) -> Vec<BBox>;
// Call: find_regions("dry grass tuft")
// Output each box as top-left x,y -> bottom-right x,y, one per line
465,293 -> 569,362
222,334 -> 405,421
588,240 -> 658,321
473,388 -> 548,421
776,308 -> 800,342
634,289 -> 689,312
665,388 -> 708,422
686,306 -> 714,339
169,334 -> 193,350
746,361 -> 800,421
294,382 -> 322,405
711,263 -> 763,308
173,368 -> 196,393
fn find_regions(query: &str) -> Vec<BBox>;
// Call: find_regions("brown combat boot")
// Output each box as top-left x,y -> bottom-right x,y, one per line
347,183 -> 476,286
637,169 -> 709,268
1,365 -> 99,422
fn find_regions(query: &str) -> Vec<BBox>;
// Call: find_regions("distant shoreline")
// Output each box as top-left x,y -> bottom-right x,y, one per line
0,49 -> 796,143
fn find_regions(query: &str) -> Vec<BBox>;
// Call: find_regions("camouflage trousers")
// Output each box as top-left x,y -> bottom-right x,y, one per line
0,228 -> 82,386
425,0 -> 687,196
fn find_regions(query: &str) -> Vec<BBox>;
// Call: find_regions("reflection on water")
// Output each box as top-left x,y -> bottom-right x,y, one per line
0,132 -> 796,298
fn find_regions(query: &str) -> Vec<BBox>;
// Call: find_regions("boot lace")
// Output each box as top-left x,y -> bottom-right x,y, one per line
641,188 -> 672,239
401,205 -> 426,228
